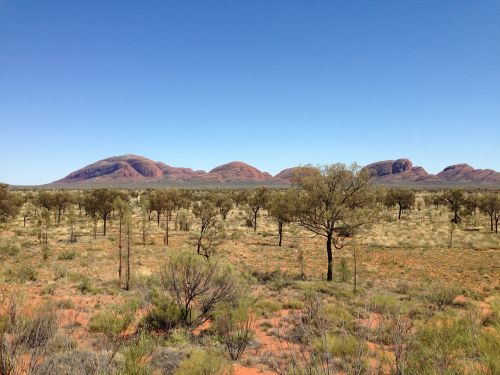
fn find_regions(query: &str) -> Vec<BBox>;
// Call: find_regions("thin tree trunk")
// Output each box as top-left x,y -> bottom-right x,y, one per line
118,218 -> 122,280
125,227 -> 130,291
353,242 -> 357,294
326,232 -> 333,281
164,216 -> 169,246
253,210 -> 258,232
398,205 -> 402,219
278,222 -> 283,247
103,215 -> 107,236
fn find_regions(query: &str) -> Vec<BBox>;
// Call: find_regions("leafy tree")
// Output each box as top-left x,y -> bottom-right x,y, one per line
294,164 -> 373,281
439,190 -> 466,223
52,190 -> 72,225
113,195 -> 130,280
158,251 -> 241,327
20,201 -> 36,227
83,189 -> 115,236
36,190 -> 54,211
231,190 -> 249,208
192,199 -> 224,258
0,184 -> 20,223
215,194 -> 234,220
384,188 -> 416,219
124,210 -> 133,291
267,190 -> 296,246
247,187 -> 270,232
66,205 -> 77,243
479,192 -> 500,233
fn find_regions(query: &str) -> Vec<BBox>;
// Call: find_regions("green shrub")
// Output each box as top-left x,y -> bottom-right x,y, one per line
337,258 -> 352,283
41,283 -> 57,295
141,297 -> 182,332
6,264 -> 37,283
175,348 -> 232,375
214,299 -> 254,360
0,242 -> 19,256
120,334 -> 156,375
58,250 -> 76,260
255,299 -> 282,317
56,299 -> 75,309
369,294 -> 399,314
424,283 -> 462,309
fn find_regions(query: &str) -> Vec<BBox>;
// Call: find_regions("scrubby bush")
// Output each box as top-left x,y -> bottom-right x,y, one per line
213,299 -> 254,360
157,251 -> 242,328
424,283 -> 462,309
175,348 -> 232,375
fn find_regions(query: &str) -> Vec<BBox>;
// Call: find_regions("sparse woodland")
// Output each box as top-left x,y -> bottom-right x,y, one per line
0,167 -> 499,375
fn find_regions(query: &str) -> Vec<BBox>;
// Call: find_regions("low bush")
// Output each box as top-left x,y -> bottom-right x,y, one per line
175,348 -> 232,375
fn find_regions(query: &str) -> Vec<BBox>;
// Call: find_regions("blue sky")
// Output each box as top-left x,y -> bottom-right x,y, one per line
1,1 -> 499,185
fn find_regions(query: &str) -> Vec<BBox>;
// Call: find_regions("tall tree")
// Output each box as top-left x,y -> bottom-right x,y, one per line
113,195 -> 130,280
267,190 -> 296,246
192,199 -> 223,258
479,192 -> 500,233
53,190 -> 72,225
84,189 -> 115,236
124,210 -> 133,291
294,164 -> 373,281
440,190 -> 466,223
247,187 -> 270,232
215,194 -> 234,220
0,184 -> 20,223
384,189 -> 416,219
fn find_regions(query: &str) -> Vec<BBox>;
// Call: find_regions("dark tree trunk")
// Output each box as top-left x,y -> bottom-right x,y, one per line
103,214 -> 108,236
57,208 -> 62,225
326,232 -> 333,281
253,210 -> 258,232
118,218 -> 122,280
278,222 -> 283,247
157,212 -> 160,227
398,205 -> 402,219
164,217 -> 169,246
23,216 -> 27,227
125,228 -> 130,291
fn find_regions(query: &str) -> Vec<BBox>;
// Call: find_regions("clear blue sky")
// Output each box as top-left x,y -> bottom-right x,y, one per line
1,1 -> 499,185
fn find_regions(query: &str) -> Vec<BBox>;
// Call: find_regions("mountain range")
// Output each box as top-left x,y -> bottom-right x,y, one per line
48,154 -> 500,187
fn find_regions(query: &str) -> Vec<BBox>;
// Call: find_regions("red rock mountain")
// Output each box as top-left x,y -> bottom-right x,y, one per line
54,155 -> 500,186
57,155 -> 275,185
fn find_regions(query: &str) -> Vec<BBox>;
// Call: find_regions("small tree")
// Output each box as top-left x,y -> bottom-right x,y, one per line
215,194 -> 234,220
479,192 -> 500,233
158,252 -> 241,328
384,188 -> 415,219
294,164 -> 373,281
247,187 -> 270,232
66,205 -> 77,243
0,184 -> 20,223
440,190 -> 466,224
20,201 -> 36,227
124,210 -> 133,291
40,208 -> 51,245
52,190 -> 71,225
192,199 -> 223,258
267,190 -> 296,246
113,196 -> 130,280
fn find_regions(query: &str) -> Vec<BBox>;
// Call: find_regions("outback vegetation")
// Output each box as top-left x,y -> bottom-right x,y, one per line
0,168 -> 499,375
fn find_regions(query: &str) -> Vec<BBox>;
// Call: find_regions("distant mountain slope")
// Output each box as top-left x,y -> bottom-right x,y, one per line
53,155 -> 500,187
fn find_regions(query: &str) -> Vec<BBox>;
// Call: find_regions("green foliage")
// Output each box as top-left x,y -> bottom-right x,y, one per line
213,299 -> 255,360
141,296 -> 183,332
369,294 -> 399,314
119,334 -> 156,375
337,258 -> 352,282
58,250 -> 76,260
5,263 -> 37,283
175,348 -> 232,375
424,283 -> 462,309
158,251 -> 242,328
